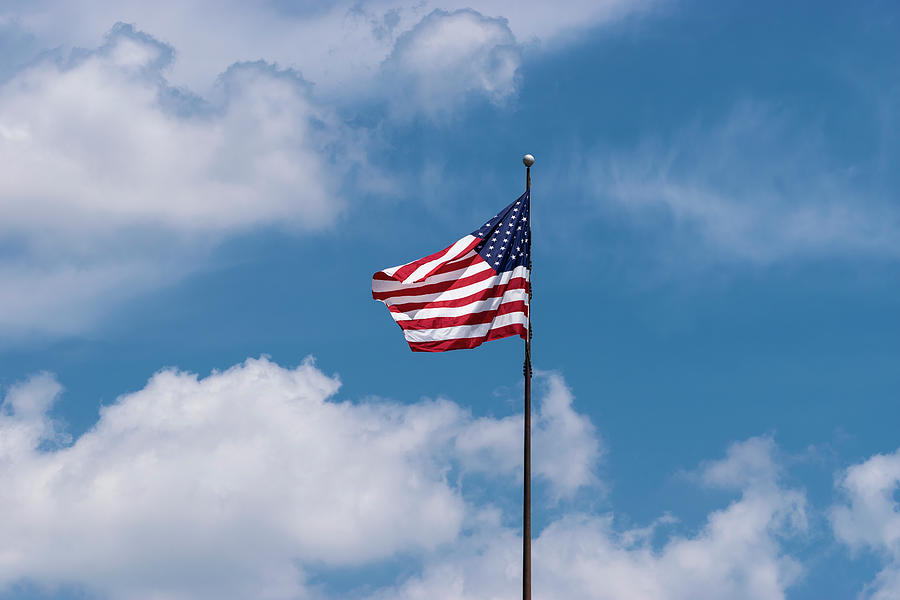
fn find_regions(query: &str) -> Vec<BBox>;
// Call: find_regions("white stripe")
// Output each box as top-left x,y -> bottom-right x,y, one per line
402,311 -> 528,343
382,266 -> 529,306
372,252 -> 488,294
379,248 -> 474,280
402,235 -> 477,284
391,289 -> 529,321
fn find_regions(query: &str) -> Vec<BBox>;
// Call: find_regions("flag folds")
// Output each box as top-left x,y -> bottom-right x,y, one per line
373,191 -> 531,352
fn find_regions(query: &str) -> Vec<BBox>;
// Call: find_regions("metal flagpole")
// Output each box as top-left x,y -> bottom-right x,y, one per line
522,153 -> 534,600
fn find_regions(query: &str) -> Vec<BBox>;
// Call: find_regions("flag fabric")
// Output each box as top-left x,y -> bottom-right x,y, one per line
372,191 -> 531,352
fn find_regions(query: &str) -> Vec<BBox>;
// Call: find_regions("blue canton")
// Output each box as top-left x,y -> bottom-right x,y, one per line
470,191 -> 531,273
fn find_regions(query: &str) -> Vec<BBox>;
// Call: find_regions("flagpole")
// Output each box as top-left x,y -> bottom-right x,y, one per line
522,153 -> 534,600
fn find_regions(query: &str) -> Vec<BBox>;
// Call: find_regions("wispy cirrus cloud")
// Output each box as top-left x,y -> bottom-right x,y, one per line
597,103 -> 900,265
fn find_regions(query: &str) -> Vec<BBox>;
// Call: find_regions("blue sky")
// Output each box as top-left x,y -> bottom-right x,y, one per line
0,1 -> 899,598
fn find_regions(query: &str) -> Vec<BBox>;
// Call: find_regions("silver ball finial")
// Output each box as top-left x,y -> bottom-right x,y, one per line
522,154 -> 535,167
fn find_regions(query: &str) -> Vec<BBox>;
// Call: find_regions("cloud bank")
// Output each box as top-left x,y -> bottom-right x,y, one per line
0,5 -> 557,340
371,436 -> 807,600
11,357 -> 900,599
0,24 -> 348,234
0,23 -> 361,340
0,357 -> 838,600
0,1 -> 660,341
0,357 -> 600,599
1,0 -> 655,93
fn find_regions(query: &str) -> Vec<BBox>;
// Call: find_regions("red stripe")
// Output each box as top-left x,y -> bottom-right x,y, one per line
387,277 -> 529,312
373,266 -> 497,301
426,252 -> 482,277
407,324 -> 527,352
390,242 -> 457,282
397,301 -> 528,331
373,253 -> 481,284
392,237 -> 480,282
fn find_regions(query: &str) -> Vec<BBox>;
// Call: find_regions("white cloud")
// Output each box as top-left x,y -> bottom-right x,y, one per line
0,257 -> 184,338
699,435 -> 782,490
0,24 -> 346,233
0,23 -> 361,339
832,448 -> 900,600
372,436 -> 808,600
456,371 -> 602,499
0,360 -> 815,600
380,9 -> 521,118
600,103 -> 900,264
0,358 -> 599,599
1,1 -> 656,94
0,1 -> 660,341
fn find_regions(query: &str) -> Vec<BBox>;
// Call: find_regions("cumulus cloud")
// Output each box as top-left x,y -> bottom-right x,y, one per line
832,448 -> 900,600
599,103 -> 900,264
0,24 -> 346,233
0,23 -> 362,339
372,436 -> 808,600
1,1 -> 656,94
0,1 -> 660,341
0,357 -> 599,599
0,360 -> 816,600
380,9 -> 521,118
456,371 -> 602,499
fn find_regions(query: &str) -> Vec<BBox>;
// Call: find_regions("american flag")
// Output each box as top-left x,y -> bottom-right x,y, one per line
372,191 -> 531,352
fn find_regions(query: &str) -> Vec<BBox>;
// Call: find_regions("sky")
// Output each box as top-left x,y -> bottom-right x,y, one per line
0,1 -> 898,598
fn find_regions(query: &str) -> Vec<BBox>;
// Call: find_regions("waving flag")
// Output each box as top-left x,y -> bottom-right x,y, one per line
372,191 -> 531,352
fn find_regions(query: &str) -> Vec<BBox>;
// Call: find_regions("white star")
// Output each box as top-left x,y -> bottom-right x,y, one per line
495,260 -> 500,265
503,238 -> 508,242
513,208 -> 518,212
500,246 -> 506,250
